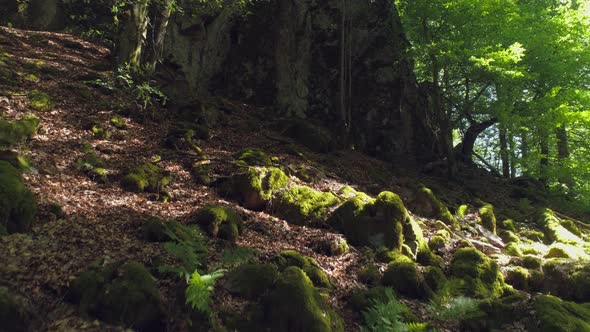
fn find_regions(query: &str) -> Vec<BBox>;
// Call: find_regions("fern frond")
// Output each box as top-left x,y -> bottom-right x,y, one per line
185,269 -> 226,314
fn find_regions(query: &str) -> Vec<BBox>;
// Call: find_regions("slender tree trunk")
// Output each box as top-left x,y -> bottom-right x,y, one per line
509,130 -> 516,178
499,125 -> 510,177
539,131 -> 549,184
556,124 -> 573,187
146,0 -> 173,71
455,118 -> 497,164
521,130 -> 529,176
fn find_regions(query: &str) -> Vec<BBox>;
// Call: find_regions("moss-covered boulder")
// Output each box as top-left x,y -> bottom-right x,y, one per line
534,295 -> 590,332
235,149 -> 273,166
521,255 -> 542,270
501,219 -> 516,232
274,250 -> 331,288
264,267 -> 343,332
311,236 -> 349,256
282,119 -> 335,153
544,242 -> 587,260
449,248 -> 506,298
218,166 -> 288,211
76,146 -> 108,183
0,115 -> 40,147
0,287 -> 29,332
68,262 -> 165,331
499,230 -> 520,244
536,208 -> 583,245
504,266 -> 531,290
0,150 -> 29,170
121,163 -> 170,194
0,161 -> 36,234
408,186 -> 455,226
542,259 -> 590,302
27,90 -> 53,111
224,263 -> 279,299
273,186 -> 340,225
424,266 -> 446,293
194,205 -> 243,242
479,204 -> 496,235
382,261 -> 429,299
330,191 -> 425,253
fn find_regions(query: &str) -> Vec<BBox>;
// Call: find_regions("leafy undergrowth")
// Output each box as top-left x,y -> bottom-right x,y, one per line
0,26 -> 590,332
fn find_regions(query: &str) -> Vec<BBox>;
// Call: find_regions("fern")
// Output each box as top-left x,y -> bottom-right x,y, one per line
428,296 -> 484,322
185,269 -> 226,314
406,322 -> 429,332
219,246 -> 259,269
361,289 -> 409,332
159,223 -> 208,280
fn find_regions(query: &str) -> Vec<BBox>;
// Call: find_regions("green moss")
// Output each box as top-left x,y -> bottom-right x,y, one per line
358,265 -> 381,286
560,218 -> 582,237
0,287 -> 28,331
505,266 -> 530,290
382,261 -> 428,299
91,125 -> 111,140
534,295 -> 590,332
331,191 -> 422,251
424,266 -> 446,292
449,248 -> 506,298
501,219 -> 516,232
194,205 -> 242,242
121,163 -> 170,194
235,148 -> 272,166
265,267 -> 344,332
536,208 -> 582,245
191,161 -> 213,186
544,242 -> 587,259
520,229 -> 545,242
428,235 -> 447,253
0,150 -> 29,170
409,186 -> 455,226
88,167 -> 107,183
416,242 -> 444,267
219,166 -> 288,210
0,115 -> 40,147
303,266 -> 332,288
376,249 -> 413,264
69,262 -> 165,331
272,250 -> 330,288
456,204 -> 468,217
27,90 -> 53,111
521,255 -> 542,270
0,161 -> 36,234
499,230 -> 520,244
110,116 -> 127,129
543,260 -> 590,302
274,186 -> 340,225
479,204 -> 496,235
225,264 -> 279,299
504,243 -> 523,257
457,238 -> 474,248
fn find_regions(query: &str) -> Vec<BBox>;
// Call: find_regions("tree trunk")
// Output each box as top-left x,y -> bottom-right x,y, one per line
509,130 -> 516,178
116,0 -> 150,69
556,124 -> 573,187
499,125 -> 510,177
539,131 -> 549,184
146,0 -> 173,71
455,118 -> 497,164
521,130 -> 529,176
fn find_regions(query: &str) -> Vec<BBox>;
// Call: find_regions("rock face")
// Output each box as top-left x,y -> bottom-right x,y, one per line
159,0 -> 440,162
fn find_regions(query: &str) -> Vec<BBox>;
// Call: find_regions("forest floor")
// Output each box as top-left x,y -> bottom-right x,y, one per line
1,26 -> 589,332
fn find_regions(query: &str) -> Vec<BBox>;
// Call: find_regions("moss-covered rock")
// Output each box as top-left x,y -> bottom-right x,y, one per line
536,208 -> 582,245
376,249 -> 413,264
544,242 -> 587,260
520,229 -> 545,242
504,266 -> 530,290
331,191 -> 424,253
408,186 -> 455,226
428,235 -> 447,253
521,255 -> 542,270
534,295 -> 590,332
501,219 -> 516,232
416,243 -> 444,268
504,242 -> 523,257
235,148 -> 273,167
0,115 -> 40,147
499,230 -> 520,244
0,287 -> 29,331
224,263 -> 279,299
456,204 -> 468,217
194,205 -> 243,242
274,250 -> 330,288
479,204 -> 496,235
91,125 -> 111,140
68,262 -> 165,331
110,116 -> 127,129
543,260 -> 590,302
27,90 -> 53,111
311,237 -> 349,256
282,119 -> 335,153
265,266 -> 343,332
449,248 -> 506,298
424,266 -> 446,292
0,161 -> 36,234
273,186 -> 340,225
219,166 -> 288,211
121,163 -> 170,194
0,150 -> 29,170
382,261 -> 429,299
358,265 -> 381,286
